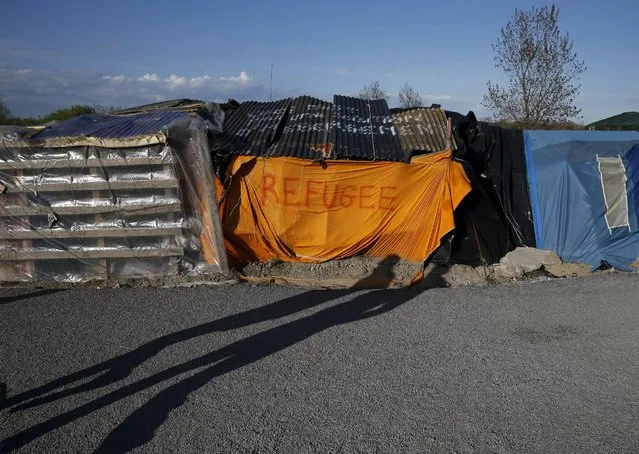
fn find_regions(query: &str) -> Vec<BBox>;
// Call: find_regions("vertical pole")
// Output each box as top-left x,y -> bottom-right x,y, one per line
269,64 -> 273,101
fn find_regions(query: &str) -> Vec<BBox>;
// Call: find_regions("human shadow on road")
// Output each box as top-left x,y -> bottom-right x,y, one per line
2,255 -> 440,452
0,288 -> 65,306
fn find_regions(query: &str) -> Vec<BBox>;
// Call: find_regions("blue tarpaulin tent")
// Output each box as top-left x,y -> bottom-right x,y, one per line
524,130 -> 639,270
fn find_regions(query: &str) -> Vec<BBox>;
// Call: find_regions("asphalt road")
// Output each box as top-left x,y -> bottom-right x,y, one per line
1,274 -> 638,453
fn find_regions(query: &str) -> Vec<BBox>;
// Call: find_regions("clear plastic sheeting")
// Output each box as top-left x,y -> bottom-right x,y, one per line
0,111 -> 227,283
4,144 -> 172,166
165,115 -> 228,274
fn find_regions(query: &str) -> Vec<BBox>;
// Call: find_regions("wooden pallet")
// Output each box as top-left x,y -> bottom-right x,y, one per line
0,145 -> 185,282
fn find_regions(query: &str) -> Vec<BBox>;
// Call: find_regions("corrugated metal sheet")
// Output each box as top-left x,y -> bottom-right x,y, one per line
34,111 -> 189,140
212,96 -> 406,162
112,99 -> 206,115
331,95 -> 406,162
211,99 -> 291,156
392,108 -> 455,154
267,96 -> 332,159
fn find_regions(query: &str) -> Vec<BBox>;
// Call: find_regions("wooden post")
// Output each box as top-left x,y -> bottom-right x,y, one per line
91,159 -> 108,281
165,163 -> 180,276
16,169 -> 35,280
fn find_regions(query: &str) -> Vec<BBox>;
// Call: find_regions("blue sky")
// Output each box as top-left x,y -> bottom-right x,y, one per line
1,0 -> 638,123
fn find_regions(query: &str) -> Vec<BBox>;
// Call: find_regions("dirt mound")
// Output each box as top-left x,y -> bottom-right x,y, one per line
241,256 -> 423,288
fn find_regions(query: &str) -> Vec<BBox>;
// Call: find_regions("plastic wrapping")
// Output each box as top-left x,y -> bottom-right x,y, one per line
0,111 -> 227,283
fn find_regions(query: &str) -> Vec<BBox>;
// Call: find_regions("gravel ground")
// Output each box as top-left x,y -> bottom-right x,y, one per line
1,273 -> 638,453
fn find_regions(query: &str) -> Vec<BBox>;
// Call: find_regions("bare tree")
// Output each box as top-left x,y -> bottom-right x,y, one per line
359,80 -> 389,101
398,82 -> 423,109
482,4 -> 586,128
0,101 -> 10,122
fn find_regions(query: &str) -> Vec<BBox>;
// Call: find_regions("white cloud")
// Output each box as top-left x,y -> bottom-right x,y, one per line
0,67 -> 269,117
220,71 -> 252,83
425,94 -> 452,101
102,74 -> 126,82
138,73 -> 160,82
164,74 -> 187,88
332,68 -> 353,77
16,69 -> 32,75
189,75 -> 212,87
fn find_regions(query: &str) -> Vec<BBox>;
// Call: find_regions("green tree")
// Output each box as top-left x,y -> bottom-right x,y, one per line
0,101 -> 10,123
43,105 -> 96,122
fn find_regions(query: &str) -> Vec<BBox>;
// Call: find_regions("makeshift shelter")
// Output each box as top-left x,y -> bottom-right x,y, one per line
0,109 -> 227,282
587,112 -> 639,131
213,96 -> 472,269
524,130 -> 639,270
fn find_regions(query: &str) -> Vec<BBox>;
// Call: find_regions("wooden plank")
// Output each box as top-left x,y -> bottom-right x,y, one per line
6,179 -> 179,193
0,227 -> 183,240
0,156 -> 172,170
163,162 -> 180,274
91,176 -> 108,280
15,168 -> 35,278
0,203 -> 182,217
0,247 -> 184,261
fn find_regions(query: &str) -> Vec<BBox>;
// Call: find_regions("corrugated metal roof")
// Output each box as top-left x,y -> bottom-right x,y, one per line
330,96 -> 406,162
266,96 -> 332,159
34,111 -> 189,140
112,99 -> 206,115
212,96 -> 406,162
393,108 -> 456,154
211,99 -> 291,156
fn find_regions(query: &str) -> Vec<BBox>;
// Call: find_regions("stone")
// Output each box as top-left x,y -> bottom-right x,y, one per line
489,247 -> 563,281
545,263 -> 592,278
499,247 -> 562,273
488,263 -> 525,282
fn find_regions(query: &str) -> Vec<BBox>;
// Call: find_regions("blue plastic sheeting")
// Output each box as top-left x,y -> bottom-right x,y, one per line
35,111 -> 189,140
628,145 -> 639,226
524,130 -> 639,270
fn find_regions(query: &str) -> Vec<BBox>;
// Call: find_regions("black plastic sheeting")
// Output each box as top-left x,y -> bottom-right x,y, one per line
431,111 -> 536,266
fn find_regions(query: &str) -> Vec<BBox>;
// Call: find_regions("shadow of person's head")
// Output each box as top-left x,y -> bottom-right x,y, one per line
352,255 -> 401,289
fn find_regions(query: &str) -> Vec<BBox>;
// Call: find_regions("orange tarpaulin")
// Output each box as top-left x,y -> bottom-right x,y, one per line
220,150 -> 472,265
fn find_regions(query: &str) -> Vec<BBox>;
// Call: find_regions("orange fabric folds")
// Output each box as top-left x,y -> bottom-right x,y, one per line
220,150 -> 472,264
